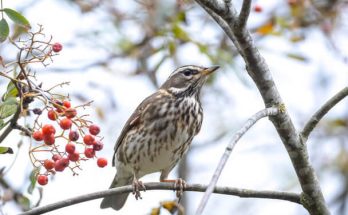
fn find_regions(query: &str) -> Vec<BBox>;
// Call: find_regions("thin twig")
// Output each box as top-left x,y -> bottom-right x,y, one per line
195,107 -> 279,215
19,182 -> 300,215
13,123 -> 32,136
238,0 -> 252,28
301,86 -> 348,142
195,0 -> 241,52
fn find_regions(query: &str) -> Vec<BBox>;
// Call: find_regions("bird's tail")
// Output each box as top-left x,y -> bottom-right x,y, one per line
100,173 -> 133,210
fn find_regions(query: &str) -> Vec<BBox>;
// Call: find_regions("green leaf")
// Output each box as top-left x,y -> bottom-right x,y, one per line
0,119 -> 10,130
172,23 -> 190,42
3,8 -> 31,29
28,168 -> 40,194
0,146 -> 13,154
2,81 -> 19,101
0,18 -> 9,43
168,41 -> 176,56
0,97 -> 18,119
286,53 -> 308,62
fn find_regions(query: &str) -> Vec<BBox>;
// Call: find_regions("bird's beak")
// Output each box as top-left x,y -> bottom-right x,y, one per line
201,66 -> 220,76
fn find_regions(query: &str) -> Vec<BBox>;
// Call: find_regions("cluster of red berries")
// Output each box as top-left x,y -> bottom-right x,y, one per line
31,100 -> 107,186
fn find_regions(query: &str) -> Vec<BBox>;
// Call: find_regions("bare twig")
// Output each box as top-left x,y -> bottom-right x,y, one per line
301,86 -> 348,142
19,182 -> 300,215
238,0 -> 252,28
13,123 -> 32,136
195,107 -> 279,215
194,1 -> 241,52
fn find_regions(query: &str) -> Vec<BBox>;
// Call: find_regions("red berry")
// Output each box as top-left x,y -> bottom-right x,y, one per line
54,160 -> 65,172
84,148 -> 95,158
56,108 -> 63,113
65,143 -> 76,154
69,130 -> 79,141
42,124 -> 56,136
63,100 -> 71,108
68,152 -> 80,161
52,154 -> 61,161
60,157 -> 70,167
43,133 -> 55,145
60,118 -> 72,130
93,140 -> 104,151
89,124 -> 100,135
37,175 -> 48,185
55,157 -> 69,171
83,135 -> 95,145
32,130 -> 43,141
254,5 -> 262,12
64,108 -> 77,119
43,159 -> 55,170
52,42 -> 63,53
52,154 -> 62,161
47,110 -> 58,121
97,158 -> 108,168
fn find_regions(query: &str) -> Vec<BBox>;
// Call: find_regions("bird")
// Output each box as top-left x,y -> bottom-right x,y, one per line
100,65 -> 219,210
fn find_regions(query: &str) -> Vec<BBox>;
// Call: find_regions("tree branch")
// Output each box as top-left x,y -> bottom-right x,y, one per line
238,0 -> 252,28
194,1 -> 331,214
19,182 -> 300,215
195,0 -> 241,53
301,86 -> 348,142
195,107 -> 279,215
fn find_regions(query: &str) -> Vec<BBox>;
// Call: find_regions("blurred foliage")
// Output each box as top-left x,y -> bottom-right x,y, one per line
150,200 -> 184,215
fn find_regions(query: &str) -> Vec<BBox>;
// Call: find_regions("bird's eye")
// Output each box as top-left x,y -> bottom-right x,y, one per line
182,69 -> 198,76
183,69 -> 192,76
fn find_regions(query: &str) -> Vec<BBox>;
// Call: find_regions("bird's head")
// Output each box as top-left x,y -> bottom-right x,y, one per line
160,65 -> 219,97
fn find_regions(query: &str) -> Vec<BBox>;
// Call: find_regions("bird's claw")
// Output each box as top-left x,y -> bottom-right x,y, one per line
132,179 -> 146,200
174,178 -> 186,198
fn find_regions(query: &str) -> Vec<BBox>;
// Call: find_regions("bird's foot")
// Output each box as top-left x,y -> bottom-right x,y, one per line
161,178 -> 187,198
132,178 -> 146,200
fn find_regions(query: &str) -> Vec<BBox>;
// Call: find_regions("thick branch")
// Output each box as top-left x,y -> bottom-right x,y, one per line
195,1 -> 330,214
301,86 -> 348,142
195,107 -> 279,215
19,182 -> 300,215
238,0 -> 252,27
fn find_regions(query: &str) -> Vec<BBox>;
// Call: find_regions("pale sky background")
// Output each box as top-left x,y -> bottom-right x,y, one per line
0,0 -> 348,215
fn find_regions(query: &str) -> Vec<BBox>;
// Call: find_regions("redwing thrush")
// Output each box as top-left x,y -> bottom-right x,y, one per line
100,65 -> 219,210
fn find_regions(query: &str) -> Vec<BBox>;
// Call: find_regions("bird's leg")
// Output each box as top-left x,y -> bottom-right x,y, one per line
132,176 -> 146,200
160,178 -> 187,198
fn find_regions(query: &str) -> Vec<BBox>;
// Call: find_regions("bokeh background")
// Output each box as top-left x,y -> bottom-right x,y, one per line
0,0 -> 348,214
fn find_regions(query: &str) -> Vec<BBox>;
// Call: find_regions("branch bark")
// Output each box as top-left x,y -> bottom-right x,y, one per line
195,107 -> 279,215
194,0 -> 330,214
19,182 -> 301,215
301,86 -> 348,142
238,0 -> 252,28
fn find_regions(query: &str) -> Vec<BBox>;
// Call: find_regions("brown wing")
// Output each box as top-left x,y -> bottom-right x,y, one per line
112,91 -> 166,166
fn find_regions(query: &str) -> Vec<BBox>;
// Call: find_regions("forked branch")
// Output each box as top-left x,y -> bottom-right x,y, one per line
195,107 -> 279,215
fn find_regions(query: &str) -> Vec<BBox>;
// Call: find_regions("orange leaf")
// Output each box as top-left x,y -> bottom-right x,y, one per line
256,22 -> 274,35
